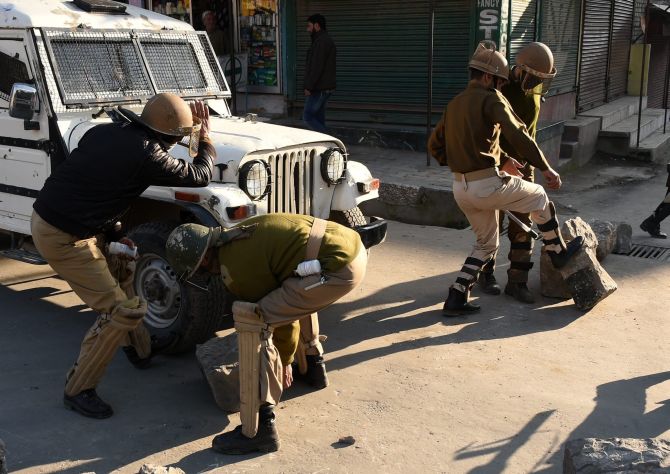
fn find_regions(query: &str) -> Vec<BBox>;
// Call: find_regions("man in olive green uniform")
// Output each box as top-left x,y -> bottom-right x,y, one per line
428,42 -> 582,316
478,42 -> 558,303
165,213 -> 369,454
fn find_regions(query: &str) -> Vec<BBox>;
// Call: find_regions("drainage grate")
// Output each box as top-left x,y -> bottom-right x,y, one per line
626,243 -> 670,261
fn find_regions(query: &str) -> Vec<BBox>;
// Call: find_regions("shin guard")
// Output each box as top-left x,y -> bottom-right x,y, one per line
233,301 -> 282,438
296,314 -> 327,376
65,298 -> 146,396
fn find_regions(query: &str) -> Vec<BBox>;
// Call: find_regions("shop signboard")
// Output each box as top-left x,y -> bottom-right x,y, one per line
475,0 -> 508,56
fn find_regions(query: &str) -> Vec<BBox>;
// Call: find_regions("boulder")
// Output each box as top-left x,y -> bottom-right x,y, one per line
587,220 -> 616,261
138,464 -> 185,474
563,438 -> 670,473
540,218 -> 617,310
195,331 -> 240,413
612,222 -> 633,255
540,250 -> 572,299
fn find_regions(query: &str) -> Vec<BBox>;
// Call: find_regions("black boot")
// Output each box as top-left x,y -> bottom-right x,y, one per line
477,272 -> 501,295
442,287 -> 480,317
304,355 -> 329,390
547,236 -> 584,269
64,389 -> 113,419
122,332 -> 177,369
504,281 -> 535,304
211,405 -> 280,455
640,215 -> 667,239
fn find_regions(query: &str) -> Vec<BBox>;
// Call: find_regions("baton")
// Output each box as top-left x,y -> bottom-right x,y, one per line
503,210 -> 542,241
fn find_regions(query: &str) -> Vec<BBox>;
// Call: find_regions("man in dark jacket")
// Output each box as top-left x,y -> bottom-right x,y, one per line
303,13 -> 336,133
31,93 -> 214,419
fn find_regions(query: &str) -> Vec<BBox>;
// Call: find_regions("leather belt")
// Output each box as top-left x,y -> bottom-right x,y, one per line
453,167 -> 499,182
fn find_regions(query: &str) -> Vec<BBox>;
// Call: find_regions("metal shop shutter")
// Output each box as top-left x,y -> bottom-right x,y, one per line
538,0 -> 581,96
608,0 -> 634,100
294,0 -> 471,126
648,38 -> 670,108
509,0 -> 537,63
578,0 -> 613,112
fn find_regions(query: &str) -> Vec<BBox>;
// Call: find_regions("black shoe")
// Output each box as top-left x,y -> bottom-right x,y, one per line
477,272 -> 501,295
211,424 -> 280,455
640,216 -> 667,239
150,332 -> 177,355
122,346 -> 151,370
304,355 -> 329,390
442,287 -> 480,317
64,389 -> 113,419
504,282 -> 535,304
548,236 -> 584,269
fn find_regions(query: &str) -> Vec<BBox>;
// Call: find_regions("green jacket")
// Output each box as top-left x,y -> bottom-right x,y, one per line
500,78 -> 541,174
218,213 -> 361,363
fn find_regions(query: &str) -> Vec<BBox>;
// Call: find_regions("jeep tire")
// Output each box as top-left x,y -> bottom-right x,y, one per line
128,221 -> 233,354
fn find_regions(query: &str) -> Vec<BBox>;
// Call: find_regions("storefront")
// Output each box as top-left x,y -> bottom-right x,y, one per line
128,0 -> 286,113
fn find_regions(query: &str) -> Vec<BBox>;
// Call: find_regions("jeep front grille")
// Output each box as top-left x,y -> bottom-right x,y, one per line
267,149 -> 316,215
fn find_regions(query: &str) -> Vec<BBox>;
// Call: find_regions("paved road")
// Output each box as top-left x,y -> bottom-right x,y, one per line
1,213 -> 669,473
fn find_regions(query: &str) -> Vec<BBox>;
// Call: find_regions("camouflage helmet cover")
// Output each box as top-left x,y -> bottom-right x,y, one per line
165,223 -> 214,280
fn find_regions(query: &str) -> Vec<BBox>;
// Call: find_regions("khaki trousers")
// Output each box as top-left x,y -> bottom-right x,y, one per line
31,212 -> 149,395
453,172 -> 552,263
258,247 -> 367,327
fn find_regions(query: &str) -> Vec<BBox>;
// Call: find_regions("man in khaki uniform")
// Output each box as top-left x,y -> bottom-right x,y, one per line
165,213 -> 376,454
31,94 -> 213,418
478,42 -> 558,303
428,43 -> 582,316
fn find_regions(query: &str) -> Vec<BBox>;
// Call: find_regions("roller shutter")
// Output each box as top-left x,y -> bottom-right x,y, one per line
578,0 -> 612,112
509,0 -> 537,62
607,0 -> 634,100
538,0 -> 581,96
293,0 -> 471,126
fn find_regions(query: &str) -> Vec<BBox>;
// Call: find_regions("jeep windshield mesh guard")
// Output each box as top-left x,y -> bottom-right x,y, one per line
41,28 -> 229,107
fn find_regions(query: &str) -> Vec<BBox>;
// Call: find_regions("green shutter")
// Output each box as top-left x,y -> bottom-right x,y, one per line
293,0 -> 471,126
508,0 -> 537,62
538,0 -> 581,96
607,0 -> 634,100
578,0 -> 612,112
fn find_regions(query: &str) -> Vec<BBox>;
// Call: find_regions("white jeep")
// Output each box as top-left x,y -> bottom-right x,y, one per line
0,0 -> 384,351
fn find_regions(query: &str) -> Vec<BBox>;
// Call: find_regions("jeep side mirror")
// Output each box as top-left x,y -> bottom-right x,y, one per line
9,83 -> 38,121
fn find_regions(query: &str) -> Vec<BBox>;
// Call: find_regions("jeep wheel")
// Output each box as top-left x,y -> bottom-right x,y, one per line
329,206 -> 367,228
128,221 -> 233,354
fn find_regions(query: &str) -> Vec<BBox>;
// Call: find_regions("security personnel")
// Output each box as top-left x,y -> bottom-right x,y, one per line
640,164 -> 670,238
165,213 -> 371,454
31,94 -> 214,419
428,42 -> 582,316
478,42 -> 557,303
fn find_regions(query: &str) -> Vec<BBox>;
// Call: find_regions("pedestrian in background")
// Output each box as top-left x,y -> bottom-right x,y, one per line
303,13 -> 336,133
202,10 -> 230,57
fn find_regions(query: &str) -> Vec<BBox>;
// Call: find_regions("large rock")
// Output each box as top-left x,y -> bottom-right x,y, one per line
138,464 -> 185,474
540,250 -> 572,299
612,222 -> 633,255
587,220 -> 616,261
563,438 -> 670,473
540,218 -> 617,310
195,331 -> 240,413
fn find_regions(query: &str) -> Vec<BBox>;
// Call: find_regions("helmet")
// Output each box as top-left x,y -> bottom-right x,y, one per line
165,223 -> 214,280
469,41 -> 509,81
119,93 -> 201,157
515,42 -> 556,93
165,223 -> 259,279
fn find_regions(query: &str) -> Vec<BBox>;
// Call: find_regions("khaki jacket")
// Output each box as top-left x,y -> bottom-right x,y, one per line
428,80 -> 549,173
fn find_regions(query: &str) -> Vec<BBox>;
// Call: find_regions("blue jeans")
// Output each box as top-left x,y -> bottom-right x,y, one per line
303,91 -> 332,133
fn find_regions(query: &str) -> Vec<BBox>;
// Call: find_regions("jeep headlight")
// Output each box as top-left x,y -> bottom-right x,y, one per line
239,160 -> 270,200
320,147 -> 347,185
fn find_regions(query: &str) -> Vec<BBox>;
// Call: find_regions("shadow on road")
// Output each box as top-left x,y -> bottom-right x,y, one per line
536,370 -> 670,472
